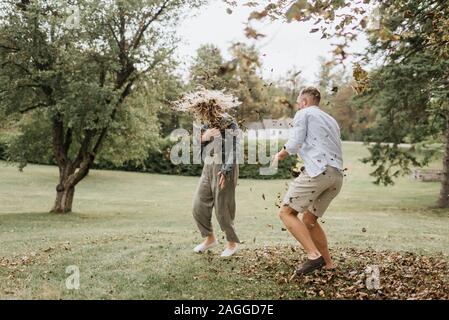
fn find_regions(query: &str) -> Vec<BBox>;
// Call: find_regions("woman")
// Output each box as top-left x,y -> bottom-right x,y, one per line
173,89 -> 241,257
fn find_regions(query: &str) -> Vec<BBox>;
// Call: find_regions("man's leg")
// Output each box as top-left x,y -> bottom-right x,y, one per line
278,206 -> 321,260
280,170 -> 332,274
303,211 -> 334,269
305,168 -> 344,268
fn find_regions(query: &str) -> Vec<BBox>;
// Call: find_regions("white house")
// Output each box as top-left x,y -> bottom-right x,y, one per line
246,118 -> 293,140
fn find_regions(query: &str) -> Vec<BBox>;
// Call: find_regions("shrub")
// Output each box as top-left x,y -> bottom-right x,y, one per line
97,138 -> 299,179
1,132 -> 299,180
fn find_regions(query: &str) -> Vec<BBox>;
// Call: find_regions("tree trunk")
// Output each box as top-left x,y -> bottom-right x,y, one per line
438,118 -> 449,208
51,161 -> 76,213
52,185 -> 75,214
50,155 -> 93,214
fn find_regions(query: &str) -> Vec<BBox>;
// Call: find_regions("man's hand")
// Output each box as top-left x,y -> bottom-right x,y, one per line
275,149 -> 289,162
218,172 -> 226,189
202,128 -> 221,143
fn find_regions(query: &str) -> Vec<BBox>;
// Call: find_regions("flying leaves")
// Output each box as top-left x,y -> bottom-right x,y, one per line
352,63 -> 370,95
243,1 -> 259,7
285,0 -> 308,22
244,26 -> 266,40
240,0 -> 382,63
249,10 -> 268,20
248,3 -> 278,20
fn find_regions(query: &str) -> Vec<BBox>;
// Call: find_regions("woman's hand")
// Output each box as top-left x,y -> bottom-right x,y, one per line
202,128 -> 221,143
218,172 -> 226,189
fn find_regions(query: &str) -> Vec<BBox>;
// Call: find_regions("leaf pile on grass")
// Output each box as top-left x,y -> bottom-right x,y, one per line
239,246 -> 449,300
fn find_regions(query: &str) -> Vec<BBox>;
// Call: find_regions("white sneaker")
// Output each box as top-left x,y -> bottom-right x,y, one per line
193,240 -> 218,253
220,245 -> 238,258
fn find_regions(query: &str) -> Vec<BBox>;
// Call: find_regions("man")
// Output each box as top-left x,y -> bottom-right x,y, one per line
274,87 -> 344,275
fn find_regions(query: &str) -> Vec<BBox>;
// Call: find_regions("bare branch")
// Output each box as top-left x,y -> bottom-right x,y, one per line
1,60 -> 32,75
52,116 -> 67,166
0,43 -> 19,52
73,129 -> 95,168
91,74 -> 137,157
63,128 -> 73,155
106,21 -> 120,48
131,0 -> 171,50
19,102 -> 47,113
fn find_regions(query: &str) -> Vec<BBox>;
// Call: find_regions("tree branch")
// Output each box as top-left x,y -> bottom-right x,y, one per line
65,156 -> 93,188
106,21 -> 120,48
73,129 -> 95,168
0,43 -> 19,52
19,102 -> 47,113
118,3 -> 127,53
1,60 -> 32,75
52,116 -> 67,166
142,49 -> 174,74
63,128 -> 73,155
131,0 -> 171,50
91,76 -> 137,157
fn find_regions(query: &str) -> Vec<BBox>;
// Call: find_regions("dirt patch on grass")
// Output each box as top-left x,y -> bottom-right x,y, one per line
239,246 -> 449,300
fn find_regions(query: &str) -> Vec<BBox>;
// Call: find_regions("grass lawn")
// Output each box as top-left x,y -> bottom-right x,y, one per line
0,142 -> 448,299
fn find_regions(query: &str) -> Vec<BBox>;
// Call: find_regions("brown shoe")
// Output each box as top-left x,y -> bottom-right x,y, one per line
295,256 -> 326,275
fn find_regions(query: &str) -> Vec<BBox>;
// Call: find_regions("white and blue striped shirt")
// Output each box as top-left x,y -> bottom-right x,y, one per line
284,106 -> 343,177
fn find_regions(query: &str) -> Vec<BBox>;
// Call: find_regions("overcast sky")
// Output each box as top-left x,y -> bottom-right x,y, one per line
175,0 -> 369,84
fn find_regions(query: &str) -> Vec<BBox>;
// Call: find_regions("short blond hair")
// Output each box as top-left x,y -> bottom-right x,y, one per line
300,87 -> 321,104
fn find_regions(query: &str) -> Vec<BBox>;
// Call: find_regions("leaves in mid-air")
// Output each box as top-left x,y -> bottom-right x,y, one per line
244,26 -> 266,39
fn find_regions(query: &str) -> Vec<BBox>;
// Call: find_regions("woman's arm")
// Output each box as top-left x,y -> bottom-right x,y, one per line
201,128 -> 221,144
220,121 -> 240,176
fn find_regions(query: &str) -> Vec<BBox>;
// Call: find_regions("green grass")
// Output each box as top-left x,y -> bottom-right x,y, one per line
0,142 -> 448,299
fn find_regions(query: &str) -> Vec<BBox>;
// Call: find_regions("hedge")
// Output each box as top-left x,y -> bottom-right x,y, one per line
0,136 -> 299,180
96,138 -> 299,179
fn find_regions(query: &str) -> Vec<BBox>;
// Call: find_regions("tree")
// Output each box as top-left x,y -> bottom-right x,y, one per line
0,0 -> 204,213
144,67 -> 188,137
357,0 -> 449,208
189,43 -> 292,125
189,44 -> 234,91
316,57 -> 375,141
273,68 -> 305,118
228,43 -> 272,123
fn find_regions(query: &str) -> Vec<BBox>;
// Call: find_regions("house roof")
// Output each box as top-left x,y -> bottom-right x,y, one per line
246,122 -> 264,130
262,118 -> 292,129
245,118 -> 294,130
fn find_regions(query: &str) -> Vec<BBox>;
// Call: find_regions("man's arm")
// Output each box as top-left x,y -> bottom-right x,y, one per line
276,111 -> 308,161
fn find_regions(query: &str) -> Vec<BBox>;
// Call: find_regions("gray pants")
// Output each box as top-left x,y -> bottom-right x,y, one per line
193,164 -> 240,243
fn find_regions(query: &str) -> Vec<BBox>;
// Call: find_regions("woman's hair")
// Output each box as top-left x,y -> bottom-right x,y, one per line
172,89 -> 240,128
193,100 -> 226,127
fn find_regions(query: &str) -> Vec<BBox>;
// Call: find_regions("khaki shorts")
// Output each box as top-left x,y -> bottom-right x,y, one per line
282,166 -> 343,217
